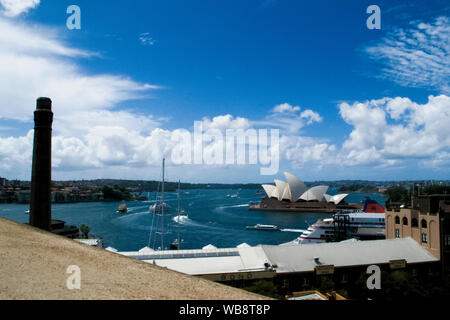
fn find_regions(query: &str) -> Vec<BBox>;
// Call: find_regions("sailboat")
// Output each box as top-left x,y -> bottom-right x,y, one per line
149,158 -> 170,214
171,180 -> 188,250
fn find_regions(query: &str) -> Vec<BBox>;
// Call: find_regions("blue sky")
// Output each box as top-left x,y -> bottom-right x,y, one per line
0,0 -> 449,182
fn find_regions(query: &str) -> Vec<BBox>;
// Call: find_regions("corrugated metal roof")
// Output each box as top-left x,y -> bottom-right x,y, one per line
117,238 -> 438,277
119,246 -> 271,276
261,238 -> 438,273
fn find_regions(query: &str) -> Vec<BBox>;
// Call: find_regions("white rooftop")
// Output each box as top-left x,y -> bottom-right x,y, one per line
115,238 -> 438,277
118,246 -> 271,276
74,238 -> 102,248
261,237 -> 438,273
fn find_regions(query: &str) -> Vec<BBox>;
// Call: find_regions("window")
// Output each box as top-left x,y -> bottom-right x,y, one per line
395,229 -> 400,238
303,277 -> 310,286
402,217 -> 408,226
395,216 -> 400,224
445,235 -> 450,247
412,218 -> 418,228
421,219 -> 427,228
421,233 -> 428,243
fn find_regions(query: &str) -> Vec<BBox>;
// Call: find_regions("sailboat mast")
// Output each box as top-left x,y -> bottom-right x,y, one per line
161,158 -> 165,250
177,179 -> 181,248
177,180 -> 181,212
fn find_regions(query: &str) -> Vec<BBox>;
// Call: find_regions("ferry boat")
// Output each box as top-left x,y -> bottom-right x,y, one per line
246,224 -> 281,231
118,202 -> 127,213
290,199 -> 386,244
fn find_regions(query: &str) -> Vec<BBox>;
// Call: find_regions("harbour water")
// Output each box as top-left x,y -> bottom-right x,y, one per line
0,189 -> 385,251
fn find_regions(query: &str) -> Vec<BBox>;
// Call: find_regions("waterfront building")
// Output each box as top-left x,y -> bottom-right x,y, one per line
16,190 -> 31,204
261,172 -> 348,203
385,194 -> 450,272
117,237 -> 438,295
251,172 -> 359,213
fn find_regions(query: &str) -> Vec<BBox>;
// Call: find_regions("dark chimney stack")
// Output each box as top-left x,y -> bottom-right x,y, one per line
29,97 -> 53,231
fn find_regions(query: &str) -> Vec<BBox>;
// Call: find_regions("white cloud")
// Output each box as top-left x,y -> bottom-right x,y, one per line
279,135 -> 336,168
255,103 -> 322,135
1,14 -> 448,180
300,109 -> 322,125
272,103 -> 300,113
139,33 -> 156,46
338,95 -> 450,167
201,114 -> 250,131
365,16 -> 450,93
0,18 -> 93,58
0,0 -> 39,17
0,17 -> 159,122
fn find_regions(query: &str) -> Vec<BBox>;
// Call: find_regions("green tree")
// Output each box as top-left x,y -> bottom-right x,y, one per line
384,186 -> 410,204
242,280 -> 284,300
80,224 -> 90,239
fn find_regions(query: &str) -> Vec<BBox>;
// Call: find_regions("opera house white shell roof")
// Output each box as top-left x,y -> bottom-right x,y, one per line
261,172 -> 348,204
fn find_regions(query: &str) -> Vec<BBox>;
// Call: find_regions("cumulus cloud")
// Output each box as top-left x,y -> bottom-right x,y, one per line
255,103 -> 322,134
0,17 -> 159,122
0,0 -> 39,17
279,135 -> 336,168
338,95 -> 450,167
201,114 -> 250,131
272,103 -> 300,113
2,13 -> 448,180
365,16 -> 450,93
0,16 -> 164,177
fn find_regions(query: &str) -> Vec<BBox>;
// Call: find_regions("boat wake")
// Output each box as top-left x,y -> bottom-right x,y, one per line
172,215 -> 190,224
227,203 -> 249,208
280,228 -> 307,233
127,205 -> 151,212
114,210 -> 148,221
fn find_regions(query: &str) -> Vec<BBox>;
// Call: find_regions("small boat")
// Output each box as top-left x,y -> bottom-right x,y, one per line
170,238 -> 181,250
25,210 -> 30,214
171,180 -> 187,249
246,224 -> 281,231
149,158 -> 170,214
118,202 -> 127,213
149,202 -> 170,214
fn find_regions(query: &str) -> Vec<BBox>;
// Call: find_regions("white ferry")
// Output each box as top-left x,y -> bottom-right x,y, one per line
290,199 -> 386,244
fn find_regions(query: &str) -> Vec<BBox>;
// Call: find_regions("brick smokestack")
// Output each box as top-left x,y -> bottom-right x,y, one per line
29,97 -> 53,231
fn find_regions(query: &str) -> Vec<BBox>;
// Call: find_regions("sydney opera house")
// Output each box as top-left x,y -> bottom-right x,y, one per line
249,172 -> 361,213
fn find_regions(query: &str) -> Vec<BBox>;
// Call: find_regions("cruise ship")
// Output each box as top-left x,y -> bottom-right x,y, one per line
288,199 -> 386,245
